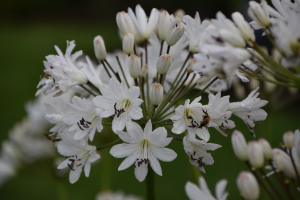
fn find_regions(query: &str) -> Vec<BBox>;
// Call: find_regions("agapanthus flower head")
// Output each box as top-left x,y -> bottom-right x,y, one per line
36,41 -> 88,97
110,120 -> 177,182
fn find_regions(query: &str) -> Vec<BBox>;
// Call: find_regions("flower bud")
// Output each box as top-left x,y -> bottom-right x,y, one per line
150,83 -> 163,106
116,11 -> 135,35
128,55 -> 141,79
141,65 -> 148,78
231,130 -> 248,161
156,54 -> 172,74
122,33 -> 134,55
248,141 -> 264,169
174,9 -> 185,19
219,29 -> 246,48
248,1 -> 270,28
232,12 -> 255,42
237,171 -> 260,200
166,26 -> 185,46
258,138 -> 272,160
94,36 -> 107,61
283,131 -> 294,149
272,149 -> 284,171
158,10 -> 171,41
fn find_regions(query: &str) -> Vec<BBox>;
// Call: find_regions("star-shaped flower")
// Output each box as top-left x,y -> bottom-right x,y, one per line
110,120 -> 177,182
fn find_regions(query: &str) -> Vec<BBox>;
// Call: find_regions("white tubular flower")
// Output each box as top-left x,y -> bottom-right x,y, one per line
116,11 -> 135,35
156,54 -> 172,74
158,10 -> 171,41
110,120 -> 177,182
93,78 -> 143,133
79,56 -> 104,88
128,54 -> 141,79
63,96 -> 103,141
228,87 -> 268,137
150,83 -> 163,106
185,176 -> 229,200
182,12 -> 211,53
248,1 -> 270,28
231,130 -> 248,161
258,138 -> 272,160
94,36 -> 107,61
166,25 -> 185,46
183,133 -> 221,173
273,149 -> 284,171
231,12 -> 255,42
205,92 -> 235,137
248,141 -> 264,169
36,41 -> 88,97
237,171 -> 260,200
283,131 -> 294,149
57,133 -> 100,184
170,97 -> 210,141
44,103 -> 69,133
212,12 -> 246,48
123,33 -> 135,55
128,5 -> 159,40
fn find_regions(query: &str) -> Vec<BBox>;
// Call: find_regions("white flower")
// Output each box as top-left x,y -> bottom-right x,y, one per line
93,78 -> 143,133
96,191 -> 142,200
171,97 -> 211,141
63,96 -> 103,141
212,12 -> 246,48
128,5 -> 159,40
123,33 -> 135,55
150,82 -> 163,106
36,41 -> 88,97
166,17 -> 185,46
231,130 -> 249,161
231,12 -> 255,42
57,133 -> 100,184
94,36 -> 107,61
158,10 -> 171,41
128,54 -> 141,79
248,141 -> 264,169
183,133 -> 221,173
228,87 -> 268,137
110,120 -> 177,182
248,1 -> 270,29
185,176 -> 228,200
182,12 -> 211,53
116,11 -> 136,35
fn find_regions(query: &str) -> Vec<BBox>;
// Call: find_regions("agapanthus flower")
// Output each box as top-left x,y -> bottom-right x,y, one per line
228,87 -> 268,137
110,120 -> 177,182
57,133 -> 100,184
185,176 -> 229,200
36,41 -> 88,97
183,133 -> 221,173
63,96 -> 103,141
93,77 -> 143,133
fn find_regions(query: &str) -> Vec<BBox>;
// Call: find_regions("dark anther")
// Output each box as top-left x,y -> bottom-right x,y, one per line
114,102 -> 125,117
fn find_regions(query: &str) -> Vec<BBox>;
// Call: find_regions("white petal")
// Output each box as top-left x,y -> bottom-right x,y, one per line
112,114 -> 128,133
84,162 -> 91,177
118,152 -> 138,171
151,147 -> 177,162
134,162 -> 148,182
185,181 -> 203,200
69,166 -> 83,184
110,143 -> 139,158
149,154 -> 162,176
215,179 -> 228,200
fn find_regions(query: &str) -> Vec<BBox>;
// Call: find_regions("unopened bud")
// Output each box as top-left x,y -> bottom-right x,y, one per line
150,83 -> 163,106
232,12 -> 255,42
258,138 -> 272,160
128,55 -> 141,79
141,65 -> 148,78
94,36 -> 107,61
156,54 -> 172,74
248,1 -> 270,28
219,29 -> 246,48
116,11 -> 135,35
283,131 -> 294,149
237,171 -> 260,200
248,141 -> 264,168
158,10 -> 171,41
231,130 -> 248,161
273,149 -> 284,171
166,26 -> 185,46
174,9 -> 185,19
123,33 -> 134,55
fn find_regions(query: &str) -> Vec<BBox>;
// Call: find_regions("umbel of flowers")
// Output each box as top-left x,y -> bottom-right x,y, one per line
31,0 -> 300,199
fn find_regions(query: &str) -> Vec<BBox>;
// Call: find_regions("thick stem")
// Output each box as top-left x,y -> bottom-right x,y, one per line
80,85 -> 96,96
166,45 -> 170,54
105,59 -> 121,82
87,81 -> 101,95
146,168 -> 155,200
159,40 -> 164,56
139,76 -> 148,118
245,161 -> 277,200
167,134 -> 183,141
134,78 -> 139,87
151,105 -> 157,119
259,168 -> 284,200
145,40 -> 148,65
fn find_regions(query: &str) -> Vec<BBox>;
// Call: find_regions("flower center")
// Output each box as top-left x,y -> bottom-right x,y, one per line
114,99 -> 131,117
67,150 -> 90,171
134,139 -> 150,168
184,108 -> 200,128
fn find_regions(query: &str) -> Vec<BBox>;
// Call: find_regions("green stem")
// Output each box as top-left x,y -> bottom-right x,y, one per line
87,81 -> 101,95
57,180 -> 69,200
80,85 -> 96,96
192,76 -> 218,100
146,167 -> 155,200
115,55 -> 130,88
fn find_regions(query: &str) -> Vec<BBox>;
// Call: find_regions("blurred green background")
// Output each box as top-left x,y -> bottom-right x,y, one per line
1,0 -> 300,199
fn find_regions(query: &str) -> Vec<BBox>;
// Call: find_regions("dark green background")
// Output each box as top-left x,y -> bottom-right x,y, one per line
0,0 -> 299,199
